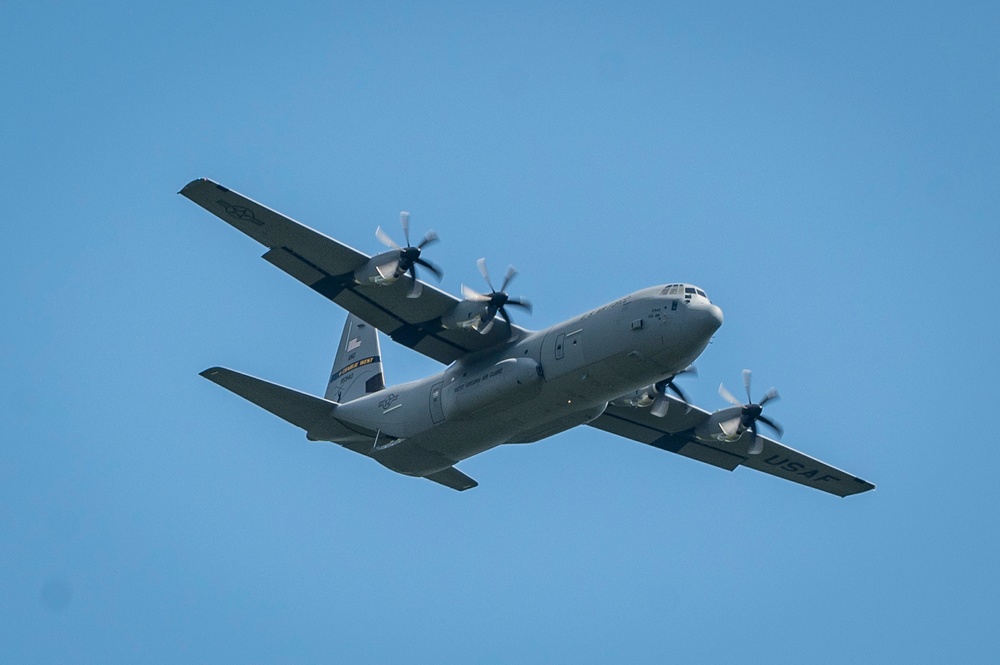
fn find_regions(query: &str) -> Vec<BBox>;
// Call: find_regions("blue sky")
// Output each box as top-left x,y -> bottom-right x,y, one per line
2,1 -> 998,662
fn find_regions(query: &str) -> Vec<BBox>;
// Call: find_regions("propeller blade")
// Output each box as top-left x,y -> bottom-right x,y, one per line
719,416 -> 741,437
748,436 -> 764,455
506,297 -> 533,313
478,316 -> 496,335
650,396 -> 670,417
500,265 -> 517,293
666,381 -> 689,404
462,284 -> 491,302
757,415 -> 784,438
376,258 -> 399,280
407,265 -> 422,299
742,369 -> 753,404
679,364 -> 698,377
375,226 -> 400,250
498,305 -> 513,329
400,211 -> 410,246
479,306 -> 499,330
759,388 -> 780,406
719,383 -> 742,407
415,257 -> 443,280
476,258 -> 494,292
417,231 -> 439,249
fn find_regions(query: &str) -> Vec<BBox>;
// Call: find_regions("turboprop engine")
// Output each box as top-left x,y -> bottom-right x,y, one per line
353,212 -> 442,297
610,365 -> 697,416
441,357 -> 543,420
441,259 -> 532,334
440,298 -> 491,331
692,370 -> 783,455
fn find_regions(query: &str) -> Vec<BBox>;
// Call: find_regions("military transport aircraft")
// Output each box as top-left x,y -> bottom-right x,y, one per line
181,179 -> 874,497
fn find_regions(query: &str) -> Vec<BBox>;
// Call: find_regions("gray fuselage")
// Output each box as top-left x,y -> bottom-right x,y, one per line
309,285 -> 724,477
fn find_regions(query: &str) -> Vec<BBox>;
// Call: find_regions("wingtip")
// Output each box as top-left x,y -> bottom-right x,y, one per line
179,178 -> 228,197
840,477 -> 876,497
179,178 -> 205,196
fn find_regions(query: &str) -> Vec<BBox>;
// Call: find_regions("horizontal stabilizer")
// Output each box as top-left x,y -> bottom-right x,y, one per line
424,467 -> 478,491
200,367 -> 335,431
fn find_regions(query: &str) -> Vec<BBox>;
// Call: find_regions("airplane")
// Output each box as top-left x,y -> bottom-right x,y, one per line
181,178 -> 875,498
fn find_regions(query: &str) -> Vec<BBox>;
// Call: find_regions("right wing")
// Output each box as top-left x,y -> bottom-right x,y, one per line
590,397 -> 875,498
181,178 -> 528,364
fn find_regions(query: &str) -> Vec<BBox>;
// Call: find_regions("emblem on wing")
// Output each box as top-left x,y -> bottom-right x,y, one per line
215,199 -> 263,226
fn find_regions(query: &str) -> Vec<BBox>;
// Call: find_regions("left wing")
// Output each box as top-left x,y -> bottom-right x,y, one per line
590,397 -> 875,498
180,178 -> 528,364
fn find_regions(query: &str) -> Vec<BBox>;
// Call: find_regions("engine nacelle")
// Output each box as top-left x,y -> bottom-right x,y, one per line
440,299 -> 490,331
610,387 -> 656,408
442,357 -> 542,420
353,251 -> 405,286
693,406 -> 745,442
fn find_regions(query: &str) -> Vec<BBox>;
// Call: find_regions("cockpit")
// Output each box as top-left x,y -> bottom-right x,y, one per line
660,283 -> 711,303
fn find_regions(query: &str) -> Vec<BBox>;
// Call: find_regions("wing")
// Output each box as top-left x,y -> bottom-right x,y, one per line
590,396 -> 875,498
181,178 -> 528,364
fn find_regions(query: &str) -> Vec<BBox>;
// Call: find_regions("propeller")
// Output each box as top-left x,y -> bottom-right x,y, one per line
375,211 -> 442,298
461,258 -> 533,334
649,365 -> 698,417
718,369 -> 783,454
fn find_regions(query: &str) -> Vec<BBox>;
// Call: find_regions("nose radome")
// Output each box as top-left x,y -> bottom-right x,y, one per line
694,302 -> 724,334
708,303 -> 724,329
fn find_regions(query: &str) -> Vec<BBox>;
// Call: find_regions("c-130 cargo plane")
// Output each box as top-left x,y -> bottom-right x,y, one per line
181,179 -> 874,497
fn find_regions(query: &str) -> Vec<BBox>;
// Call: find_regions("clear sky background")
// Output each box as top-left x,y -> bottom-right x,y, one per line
2,1 -> 998,663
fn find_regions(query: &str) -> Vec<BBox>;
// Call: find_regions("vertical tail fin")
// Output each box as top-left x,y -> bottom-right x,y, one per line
325,314 -> 385,402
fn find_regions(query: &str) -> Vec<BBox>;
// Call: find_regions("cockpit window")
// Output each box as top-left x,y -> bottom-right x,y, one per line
662,284 -> 709,300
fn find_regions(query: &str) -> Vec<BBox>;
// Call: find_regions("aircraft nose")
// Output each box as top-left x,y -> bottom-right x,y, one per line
694,302 -> 724,335
708,303 -> 724,329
